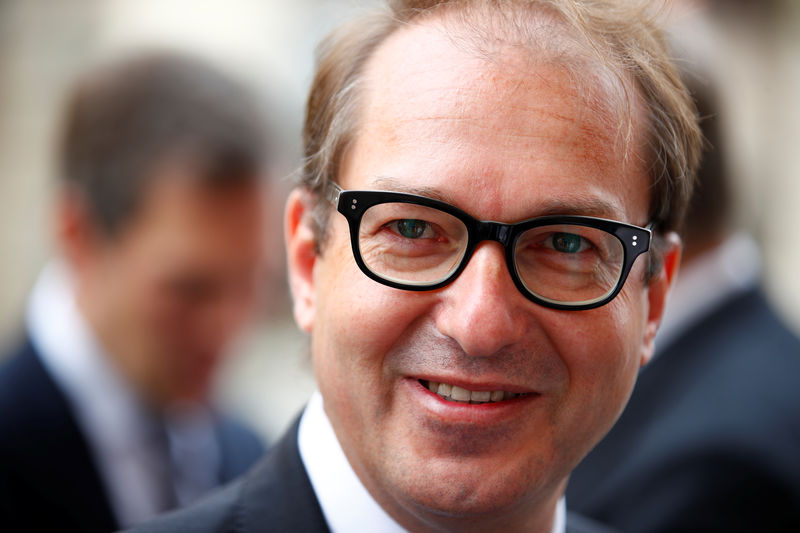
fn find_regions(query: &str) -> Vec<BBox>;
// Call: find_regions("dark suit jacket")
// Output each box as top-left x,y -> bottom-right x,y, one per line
132,415 -> 617,533
567,288 -> 800,532
0,337 -> 265,533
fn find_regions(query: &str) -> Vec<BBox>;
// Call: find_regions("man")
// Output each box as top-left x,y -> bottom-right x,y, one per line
567,84 -> 800,532
0,52 -> 271,531
133,1 -> 701,531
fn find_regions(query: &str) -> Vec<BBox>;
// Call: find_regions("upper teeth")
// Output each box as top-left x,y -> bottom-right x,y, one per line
424,381 -> 521,404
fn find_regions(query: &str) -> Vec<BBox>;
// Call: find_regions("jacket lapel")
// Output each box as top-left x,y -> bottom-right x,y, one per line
235,417 -> 329,532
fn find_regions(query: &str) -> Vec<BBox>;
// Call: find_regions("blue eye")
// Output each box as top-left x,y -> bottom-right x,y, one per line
396,219 -> 429,239
552,232 -> 583,253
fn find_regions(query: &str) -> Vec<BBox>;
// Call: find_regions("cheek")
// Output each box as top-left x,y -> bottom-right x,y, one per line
108,271 -> 156,341
313,253 -> 428,376
549,289 -> 647,446
313,222 -> 428,359
127,276 -> 204,363
311,239 -> 435,419
149,297 -> 192,346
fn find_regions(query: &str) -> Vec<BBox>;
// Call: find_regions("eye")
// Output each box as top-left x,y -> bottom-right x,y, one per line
550,232 -> 589,254
388,219 -> 434,239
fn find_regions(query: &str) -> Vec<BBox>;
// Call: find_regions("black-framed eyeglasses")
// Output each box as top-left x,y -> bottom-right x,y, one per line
326,182 -> 652,311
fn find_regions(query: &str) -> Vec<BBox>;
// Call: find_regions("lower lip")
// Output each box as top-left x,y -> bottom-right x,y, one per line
403,378 -> 539,425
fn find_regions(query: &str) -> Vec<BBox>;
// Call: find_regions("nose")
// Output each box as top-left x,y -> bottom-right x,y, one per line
434,242 -> 529,357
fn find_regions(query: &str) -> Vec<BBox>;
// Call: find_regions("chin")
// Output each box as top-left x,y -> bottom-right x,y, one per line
165,381 -> 211,408
396,459 -> 544,522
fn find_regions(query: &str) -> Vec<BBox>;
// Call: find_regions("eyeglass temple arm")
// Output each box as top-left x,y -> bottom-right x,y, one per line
324,182 -> 344,208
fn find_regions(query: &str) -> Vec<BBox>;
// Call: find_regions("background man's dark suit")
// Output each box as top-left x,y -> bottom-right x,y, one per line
0,338 -> 265,533
567,287 -> 800,532
131,417 -> 618,533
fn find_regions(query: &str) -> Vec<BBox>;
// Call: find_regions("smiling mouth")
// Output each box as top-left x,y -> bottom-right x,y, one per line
420,380 -> 529,404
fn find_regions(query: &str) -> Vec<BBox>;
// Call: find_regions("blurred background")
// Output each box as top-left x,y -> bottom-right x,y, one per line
0,0 -> 798,444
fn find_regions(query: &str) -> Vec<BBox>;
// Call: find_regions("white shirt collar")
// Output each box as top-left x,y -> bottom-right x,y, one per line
654,233 -> 761,356
298,391 -> 566,533
27,262 -> 151,450
26,261 -> 220,526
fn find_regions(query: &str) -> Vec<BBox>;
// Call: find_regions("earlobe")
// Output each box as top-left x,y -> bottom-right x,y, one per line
285,188 -> 318,333
640,232 -> 682,367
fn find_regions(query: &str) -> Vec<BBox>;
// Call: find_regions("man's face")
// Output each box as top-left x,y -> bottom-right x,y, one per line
288,20 -> 673,531
71,163 -> 268,407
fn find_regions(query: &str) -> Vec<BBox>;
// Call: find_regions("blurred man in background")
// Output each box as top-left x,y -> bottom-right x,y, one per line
567,83 -> 800,532
0,52 -> 272,532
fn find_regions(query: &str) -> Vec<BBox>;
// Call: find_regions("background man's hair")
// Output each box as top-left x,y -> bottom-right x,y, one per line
58,51 -> 269,237
680,81 -> 731,260
301,0 -> 703,273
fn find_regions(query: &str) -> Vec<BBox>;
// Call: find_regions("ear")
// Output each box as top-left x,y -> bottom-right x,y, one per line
285,188 -> 318,333
640,232 -> 681,367
54,189 -> 99,275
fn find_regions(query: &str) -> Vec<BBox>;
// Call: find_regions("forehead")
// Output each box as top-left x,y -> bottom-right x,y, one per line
110,167 -> 266,266
346,14 -> 649,223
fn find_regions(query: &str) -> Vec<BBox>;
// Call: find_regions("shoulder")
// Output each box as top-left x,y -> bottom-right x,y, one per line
671,288 -> 800,360
0,339 -> 64,445
0,338 -> 40,402
567,288 -> 800,531
127,480 -> 243,533
645,289 -> 800,420
130,416 -> 329,533
566,512 -> 619,533
216,416 -> 266,481
0,338 -> 118,532
621,288 -> 800,467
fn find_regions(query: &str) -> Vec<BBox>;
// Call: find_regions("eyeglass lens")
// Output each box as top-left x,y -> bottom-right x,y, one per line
357,202 -> 625,305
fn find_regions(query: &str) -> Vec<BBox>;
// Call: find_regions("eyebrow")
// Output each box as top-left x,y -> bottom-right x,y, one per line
366,176 -> 625,221
369,176 -> 454,203
530,197 -> 624,220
